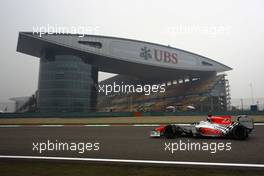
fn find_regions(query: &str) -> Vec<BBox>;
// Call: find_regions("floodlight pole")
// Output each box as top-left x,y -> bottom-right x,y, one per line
240,99 -> 244,111
250,83 -> 254,105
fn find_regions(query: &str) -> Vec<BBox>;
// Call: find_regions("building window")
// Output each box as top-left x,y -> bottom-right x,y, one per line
78,41 -> 102,49
201,61 -> 213,66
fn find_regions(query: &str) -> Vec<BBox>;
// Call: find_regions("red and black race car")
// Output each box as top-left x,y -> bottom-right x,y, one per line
150,115 -> 254,140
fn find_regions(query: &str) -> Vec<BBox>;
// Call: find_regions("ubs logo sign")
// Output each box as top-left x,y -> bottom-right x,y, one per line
139,46 -> 178,64
140,47 -> 152,60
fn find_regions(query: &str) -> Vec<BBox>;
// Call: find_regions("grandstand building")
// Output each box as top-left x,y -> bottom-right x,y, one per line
17,32 -> 231,112
98,74 -> 231,112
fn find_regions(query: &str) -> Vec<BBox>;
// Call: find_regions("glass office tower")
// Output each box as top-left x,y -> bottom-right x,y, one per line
37,51 -> 98,112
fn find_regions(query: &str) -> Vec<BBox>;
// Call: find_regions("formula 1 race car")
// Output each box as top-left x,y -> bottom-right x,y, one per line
150,115 -> 254,140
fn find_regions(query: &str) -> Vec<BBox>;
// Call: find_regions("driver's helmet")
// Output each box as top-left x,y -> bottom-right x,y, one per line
207,114 -> 213,122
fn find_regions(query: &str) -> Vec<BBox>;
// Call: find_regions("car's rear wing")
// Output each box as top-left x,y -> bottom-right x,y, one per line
237,115 -> 254,130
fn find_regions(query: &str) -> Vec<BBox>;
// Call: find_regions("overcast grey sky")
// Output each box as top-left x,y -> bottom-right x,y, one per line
0,0 -> 263,102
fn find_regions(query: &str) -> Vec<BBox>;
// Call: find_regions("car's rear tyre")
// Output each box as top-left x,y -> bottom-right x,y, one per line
164,125 -> 176,139
232,125 -> 248,140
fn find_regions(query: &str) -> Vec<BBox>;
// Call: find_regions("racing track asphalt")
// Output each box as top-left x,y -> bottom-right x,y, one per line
0,125 -> 263,165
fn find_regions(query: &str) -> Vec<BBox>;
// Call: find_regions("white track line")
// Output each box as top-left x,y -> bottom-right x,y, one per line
40,125 -> 64,127
133,124 -> 160,127
0,125 -> 21,128
0,155 -> 263,168
0,123 -> 263,128
254,123 -> 264,126
84,124 -> 111,127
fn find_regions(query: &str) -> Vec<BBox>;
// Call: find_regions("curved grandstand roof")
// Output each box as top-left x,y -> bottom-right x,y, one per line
17,32 -> 231,80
